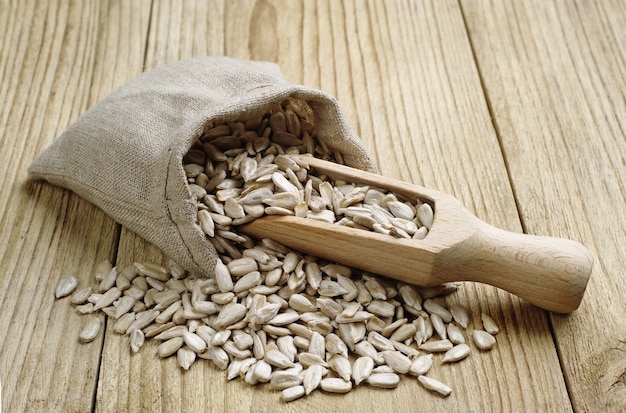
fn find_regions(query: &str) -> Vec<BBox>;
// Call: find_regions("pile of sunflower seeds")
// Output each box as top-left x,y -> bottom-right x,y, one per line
54,99 -> 499,401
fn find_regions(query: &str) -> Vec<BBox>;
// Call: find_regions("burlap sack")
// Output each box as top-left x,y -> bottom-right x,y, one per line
28,56 -> 376,278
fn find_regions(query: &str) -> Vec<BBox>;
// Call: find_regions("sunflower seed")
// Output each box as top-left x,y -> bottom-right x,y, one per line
351,356 -> 374,385
442,343 -> 471,363
79,317 -> 101,342
129,328 -> 145,352
70,286 -> 92,304
177,347 -> 196,370
419,339 -> 453,353
409,354 -> 433,376
303,365 -> 325,395
99,267 -> 118,292
446,304 -> 468,328
389,323 -> 417,342
328,355 -> 352,381
135,262 -> 170,282
308,331 -> 325,359
55,275 -> 79,298
198,209 -> 215,237
270,370 -> 302,390
423,299 -> 452,323
320,378 -> 352,394
473,330 -> 497,350
281,385 -> 305,402
93,287 -> 122,311
366,372 -> 400,389
125,309 -> 159,334
431,313 -> 447,340
354,341 -> 383,364
114,296 -> 137,319
368,331 -> 395,352
417,203 -> 434,229
183,330 -> 207,353
481,313 -> 500,335
297,352 -> 328,368
264,349 -> 295,369
418,375 -> 452,397
214,303 -> 247,328
381,351 -> 412,374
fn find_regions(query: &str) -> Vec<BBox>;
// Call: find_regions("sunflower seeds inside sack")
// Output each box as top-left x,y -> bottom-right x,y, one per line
185,103 -> 433,242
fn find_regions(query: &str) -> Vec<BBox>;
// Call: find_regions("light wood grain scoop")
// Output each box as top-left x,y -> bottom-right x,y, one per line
239,155 -> 593,313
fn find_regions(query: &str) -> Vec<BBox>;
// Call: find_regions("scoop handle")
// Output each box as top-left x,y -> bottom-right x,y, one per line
436,218 -> 594,313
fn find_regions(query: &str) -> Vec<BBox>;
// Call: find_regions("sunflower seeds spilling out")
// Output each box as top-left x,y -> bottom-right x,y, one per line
54,100 -> 504,402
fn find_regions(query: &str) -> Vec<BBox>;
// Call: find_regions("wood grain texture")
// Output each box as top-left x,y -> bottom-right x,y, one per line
0,0 -> 149,412
461,0 -> 626,411
2,0 -> 622,411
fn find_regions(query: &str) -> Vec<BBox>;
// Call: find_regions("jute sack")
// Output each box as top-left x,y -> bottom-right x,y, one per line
28,56 -> 376,278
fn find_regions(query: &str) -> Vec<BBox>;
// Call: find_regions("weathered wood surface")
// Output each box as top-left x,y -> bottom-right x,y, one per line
0,1 -> 623,412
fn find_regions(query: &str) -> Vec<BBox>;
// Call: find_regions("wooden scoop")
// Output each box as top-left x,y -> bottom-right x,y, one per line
239,155 -> 593,313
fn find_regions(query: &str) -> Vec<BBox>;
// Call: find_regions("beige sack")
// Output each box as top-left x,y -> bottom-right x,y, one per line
28,56 -> 376,277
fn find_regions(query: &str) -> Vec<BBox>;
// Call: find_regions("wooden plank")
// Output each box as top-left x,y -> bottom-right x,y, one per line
461,0 -> 626,411
0,1 -> 150,412
93,0 -> 572,412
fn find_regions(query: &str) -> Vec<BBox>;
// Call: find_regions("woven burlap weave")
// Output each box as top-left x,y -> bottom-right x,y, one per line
28,57 -> 376,277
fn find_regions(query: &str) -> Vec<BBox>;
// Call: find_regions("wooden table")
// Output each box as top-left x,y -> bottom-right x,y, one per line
1,1 -> 624,412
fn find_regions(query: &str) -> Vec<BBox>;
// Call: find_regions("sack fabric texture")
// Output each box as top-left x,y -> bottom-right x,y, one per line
28,56 -> 376,278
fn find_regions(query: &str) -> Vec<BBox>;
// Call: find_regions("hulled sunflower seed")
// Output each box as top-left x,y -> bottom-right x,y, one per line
214,303 -> 247,328
129,328 -> 145,353
366,372 -> 400,389
264,349 -> 295,369
381,351 -> 412,374
409,354 -> 433,376
79,317 -> 101,343
442,343 -> 471,363
76,303 -> 95,315
113,313 -> 136,334
70,286 -> 92,305
473,330 -> 497,350
418,375 -> 452,397
115,296 -> 137,319
447,323 -> 465,344
55,275 -> 79,299
183,330 -> 207,353
270,370 -> 303,390
481,313 -> 500,335
281,385 -> 305,402
328,355 -> 352,381
303,365 -> 325,395
320,378 -> 352,394
93,287 -> 122,311
352,356 -> 375,385
419,339 -> 453,353
158,336 -> 184,358
177,347 -> 196,370
423,299 -> 452,323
